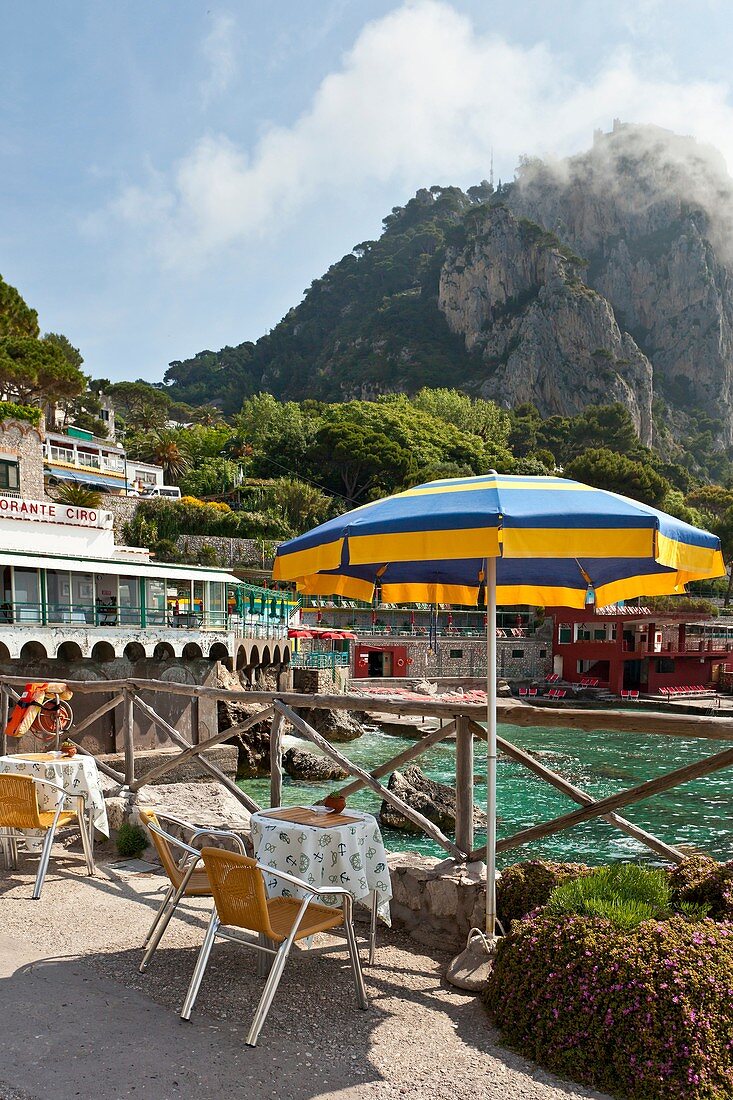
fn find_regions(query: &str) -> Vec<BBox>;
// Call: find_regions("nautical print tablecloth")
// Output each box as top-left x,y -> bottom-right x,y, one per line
0,753 -> 110,837
250,807 -> 392,923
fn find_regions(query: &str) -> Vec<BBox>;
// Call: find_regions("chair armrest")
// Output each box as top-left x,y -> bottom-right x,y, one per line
257,862 -> 352,900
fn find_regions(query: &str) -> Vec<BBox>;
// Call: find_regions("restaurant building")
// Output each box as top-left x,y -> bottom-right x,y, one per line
550,604 -> 733,694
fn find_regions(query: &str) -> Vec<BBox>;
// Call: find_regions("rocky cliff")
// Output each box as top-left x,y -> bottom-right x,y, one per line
166,123 -> 733,450
438,205 -> 653,443
509,122 -> 733,444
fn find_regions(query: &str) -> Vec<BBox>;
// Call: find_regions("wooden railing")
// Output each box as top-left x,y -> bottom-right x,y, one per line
2,675 -> 733,865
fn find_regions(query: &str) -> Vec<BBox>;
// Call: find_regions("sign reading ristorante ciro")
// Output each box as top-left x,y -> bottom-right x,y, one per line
0,497 -> 113,529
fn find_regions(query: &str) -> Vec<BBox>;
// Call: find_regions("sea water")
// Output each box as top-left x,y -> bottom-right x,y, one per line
239,723 -> 733,867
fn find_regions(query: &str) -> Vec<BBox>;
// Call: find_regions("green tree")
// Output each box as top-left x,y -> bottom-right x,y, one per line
180,457 -> 239,497
0,274 -> 39,337
410,388 -> 511,445
107,380 -> 171,430
564,447 -> 670,508
268,478 -> 333,533
0,336 -> 85,405
141,429 -> 191,484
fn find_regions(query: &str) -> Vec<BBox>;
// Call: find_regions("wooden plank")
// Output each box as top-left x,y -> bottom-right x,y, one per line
468,719 -> 684,863
454,716 -> 474,855
274,700 -> 462,860
269,711 -> 284,808
468,740 -> 733,860
128,705 -> 274,791
131,696 -> 261,813
336,720 -> 458,798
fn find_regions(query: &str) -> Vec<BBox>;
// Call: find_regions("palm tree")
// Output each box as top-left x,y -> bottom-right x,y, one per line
52,482 -> 104,508
144,430 -> 191,485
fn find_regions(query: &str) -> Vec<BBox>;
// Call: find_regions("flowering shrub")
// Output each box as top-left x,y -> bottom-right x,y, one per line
497,860 -> 591,928
669,856 -> 733,921
485,914 -> 733,1099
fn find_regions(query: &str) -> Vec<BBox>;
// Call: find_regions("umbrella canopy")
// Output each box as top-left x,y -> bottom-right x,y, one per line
316,630 -> 357,640
287,628 -> 314,639
273,472 -> 725,937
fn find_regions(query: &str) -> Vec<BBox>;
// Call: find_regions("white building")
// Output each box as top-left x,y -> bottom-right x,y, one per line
44,427 -> 165,496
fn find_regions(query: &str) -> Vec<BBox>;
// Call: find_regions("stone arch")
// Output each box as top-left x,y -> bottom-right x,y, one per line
0,641 -> 10,661
272,644 -> 281,666
57,640 -> 83,661
208,642 -> 229,662
261,645 -> 272,667
282,644 -> 291,665
182,642 -> 203,660
153,642 -> 175,662
248,644 -> 260,669
20,640 -> 47,662
91,640 -> 116,663
124,641 -> 146,663
235,644 -> 247,671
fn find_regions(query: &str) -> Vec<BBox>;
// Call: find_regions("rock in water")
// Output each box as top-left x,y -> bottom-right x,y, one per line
380,764 -> 486,832
282,747 -> 348,781
295,707 -> 365,742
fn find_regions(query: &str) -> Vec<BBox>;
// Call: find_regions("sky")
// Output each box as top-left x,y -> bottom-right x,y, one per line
3,0 -> 733,384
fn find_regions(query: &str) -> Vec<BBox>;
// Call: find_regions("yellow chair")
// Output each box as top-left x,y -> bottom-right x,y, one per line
0,773 -> 94,899
138,807 -> 247,972
180,846 -> 368,1047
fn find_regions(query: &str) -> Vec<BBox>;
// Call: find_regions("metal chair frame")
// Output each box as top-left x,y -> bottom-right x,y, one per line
180,855 -> 368,1047
139,811 -> 247,973
0,775 -> 95,899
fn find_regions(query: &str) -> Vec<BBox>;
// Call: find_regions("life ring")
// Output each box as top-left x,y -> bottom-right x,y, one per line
397,658 -> 405,667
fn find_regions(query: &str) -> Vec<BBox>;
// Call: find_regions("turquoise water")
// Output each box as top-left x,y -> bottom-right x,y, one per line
239,724 -> 733,867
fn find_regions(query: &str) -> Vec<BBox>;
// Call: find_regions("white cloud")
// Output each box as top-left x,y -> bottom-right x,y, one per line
109,0 -> 733,270
200,11 -> 238,106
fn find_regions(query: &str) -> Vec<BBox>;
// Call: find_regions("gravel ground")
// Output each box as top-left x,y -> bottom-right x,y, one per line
0,845 -> 612,1100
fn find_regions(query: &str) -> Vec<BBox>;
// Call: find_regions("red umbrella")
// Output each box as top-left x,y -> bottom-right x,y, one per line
318,630 -> 356,640
288,628 -> 314,639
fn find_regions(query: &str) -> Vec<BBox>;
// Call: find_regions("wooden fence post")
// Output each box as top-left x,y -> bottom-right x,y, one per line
0,684 -> 8,758
123,687 -> 135,786
269,711 -> 284,808
454,715 -> 474,856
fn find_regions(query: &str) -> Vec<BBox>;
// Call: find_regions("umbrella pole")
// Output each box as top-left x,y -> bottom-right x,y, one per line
485,556 -> 498,938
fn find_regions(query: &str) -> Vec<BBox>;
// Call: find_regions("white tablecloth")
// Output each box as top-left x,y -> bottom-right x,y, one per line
250,807 -> 392,923
0,753 -> 109,837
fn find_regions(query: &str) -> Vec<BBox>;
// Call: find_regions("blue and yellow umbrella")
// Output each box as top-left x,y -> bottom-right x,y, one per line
273,472 -> 726,936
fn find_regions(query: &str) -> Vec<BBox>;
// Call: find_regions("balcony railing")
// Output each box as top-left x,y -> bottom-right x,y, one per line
0,600 -> 286,634
291,651 -> 350,670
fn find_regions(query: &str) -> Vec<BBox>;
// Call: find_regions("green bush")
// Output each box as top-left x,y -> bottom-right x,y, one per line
669,856 -> 733,921
496,859 -> 591,927
486,915 -> 733,1099
116,822 -> 149,858
546,863 -> 672,929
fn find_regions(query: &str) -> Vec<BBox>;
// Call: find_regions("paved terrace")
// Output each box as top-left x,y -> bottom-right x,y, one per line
0,847 -> 610,1100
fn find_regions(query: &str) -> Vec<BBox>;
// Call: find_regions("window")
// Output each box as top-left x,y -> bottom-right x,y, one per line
558,624 -> 571,643
449,648 -> 463,659
539,649 -> 547,657
512,648 -> 525,658
657,657 -> 675,674
0,459 -> 19,491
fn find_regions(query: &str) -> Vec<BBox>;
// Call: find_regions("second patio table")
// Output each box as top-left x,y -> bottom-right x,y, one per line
0,751 -> 110,843
250,806 -> 392,959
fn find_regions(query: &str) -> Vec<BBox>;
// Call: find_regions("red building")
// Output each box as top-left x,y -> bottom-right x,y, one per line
549,604 -> 733,695
353,643 -> 410,678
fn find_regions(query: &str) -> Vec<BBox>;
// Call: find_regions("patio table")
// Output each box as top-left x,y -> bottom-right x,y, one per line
250,806 -> 392,960
0,751 -> 109,846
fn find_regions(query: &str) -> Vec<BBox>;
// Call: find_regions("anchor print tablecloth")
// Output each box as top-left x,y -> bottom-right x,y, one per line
0,752 -> 110,837
250,807 -> 392,923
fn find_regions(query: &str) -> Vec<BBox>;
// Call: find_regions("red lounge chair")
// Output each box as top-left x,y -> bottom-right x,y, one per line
519,688 -> 528,697
529,687 -> 538,697
556,689 -> 567,698
621,690 -> 629,700
630,690 -> 640,700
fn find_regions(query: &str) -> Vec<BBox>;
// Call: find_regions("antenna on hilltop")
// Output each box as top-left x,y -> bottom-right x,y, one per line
490,147 -> 494,190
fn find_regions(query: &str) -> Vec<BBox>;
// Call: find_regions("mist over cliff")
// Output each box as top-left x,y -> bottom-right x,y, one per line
164,122 -> 733,457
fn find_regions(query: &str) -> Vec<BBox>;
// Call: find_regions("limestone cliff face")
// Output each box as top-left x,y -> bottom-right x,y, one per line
508,123 -> 733,443
438,205 -> 653,443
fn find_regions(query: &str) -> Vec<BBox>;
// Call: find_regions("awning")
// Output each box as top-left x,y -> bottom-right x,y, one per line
45,466 -> 135,492
0,550 -> 241,585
